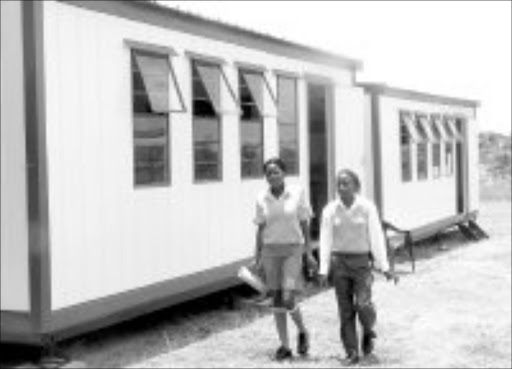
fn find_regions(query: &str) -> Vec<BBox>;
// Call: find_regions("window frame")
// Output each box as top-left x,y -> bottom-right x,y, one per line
415,114 -> 430,181
130,47 -> 173,188
239,68 -> 265,179
277,74 -> 300,175
191,59 -> 224,183
399,110 -> 413,182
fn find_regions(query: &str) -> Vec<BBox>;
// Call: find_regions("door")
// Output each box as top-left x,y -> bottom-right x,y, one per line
308,83 -> 330,239
456,118 -> 468,214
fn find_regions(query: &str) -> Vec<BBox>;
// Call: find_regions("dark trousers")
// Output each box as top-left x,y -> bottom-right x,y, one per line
331,253 -> 376,355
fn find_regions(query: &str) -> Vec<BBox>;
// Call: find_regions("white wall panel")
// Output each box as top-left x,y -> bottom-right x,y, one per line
335,87 -> 369,196
0,0 -> 30,312
43,1 -> 353,309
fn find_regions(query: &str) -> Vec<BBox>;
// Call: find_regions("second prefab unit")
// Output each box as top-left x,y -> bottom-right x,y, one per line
361,83 -> 482,241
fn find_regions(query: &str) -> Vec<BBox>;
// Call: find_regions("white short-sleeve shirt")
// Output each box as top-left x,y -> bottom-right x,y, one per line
254,184 -> 312,245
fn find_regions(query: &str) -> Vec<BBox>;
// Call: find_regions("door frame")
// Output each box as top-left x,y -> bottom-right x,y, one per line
306,78 -> 335,239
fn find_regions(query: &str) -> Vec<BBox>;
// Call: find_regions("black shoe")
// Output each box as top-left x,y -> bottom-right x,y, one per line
362,332 -> 376,356
344,351 -> 360,365
297,331 -> 310,355
275,346 -> 293,361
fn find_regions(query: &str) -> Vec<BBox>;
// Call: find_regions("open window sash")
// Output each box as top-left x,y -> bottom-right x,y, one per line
219,68 -> 243,115
134,52 -> 186,114
195,63 -> 221,116
262,71 -> 278,117
401,112 -> 422,143
417,114 -> 438,143
443,116 -> 463,142
241,71 -> 277,118
449,118 -> 464,142
432,114 -> 449,141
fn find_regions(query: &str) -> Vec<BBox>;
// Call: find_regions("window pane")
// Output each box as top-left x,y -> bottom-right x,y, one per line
241,104 -> 260,120
400,122 -> 411,145
279,124 -> 297,144
195,163 -> 220,180
445,142 -> 454,175
241,121 -> 263,145
433,143 -> 441,178
193,99 -> 216,117
278,77 -> 297,123
417,143 -> 428,180
133,52 -> 169,113
194,142 -> 220,162
239,71 -> 263,119
431,120 -> 442,141
443,117 -> 455,140
133,53 -> 169,76
416,120 -> 429,141
401,144 -> 412,182
193,63 -> 220,115
194,117 -> 220,142
241,141 -> 263,178
280,142 -> 298,175
241,152 -> 263,177
135,145 -> 168,185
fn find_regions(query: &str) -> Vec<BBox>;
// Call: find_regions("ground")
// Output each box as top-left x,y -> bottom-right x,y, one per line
2,201 -> 511,368
121,201 -> 511,369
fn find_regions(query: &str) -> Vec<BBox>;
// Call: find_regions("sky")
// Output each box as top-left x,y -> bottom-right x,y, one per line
159,0 -> 511,135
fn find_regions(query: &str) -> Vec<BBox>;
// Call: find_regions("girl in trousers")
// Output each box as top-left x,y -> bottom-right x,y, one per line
254,157 -> 317,361
318,169 -> 393,365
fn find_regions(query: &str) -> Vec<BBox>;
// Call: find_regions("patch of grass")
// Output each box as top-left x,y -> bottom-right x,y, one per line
480,176 -> 511,201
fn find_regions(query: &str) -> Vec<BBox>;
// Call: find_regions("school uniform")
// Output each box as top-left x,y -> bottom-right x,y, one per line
319,195 -> 389,356
254,184 -> 312,298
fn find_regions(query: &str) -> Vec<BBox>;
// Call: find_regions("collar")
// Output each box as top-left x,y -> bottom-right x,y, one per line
264,184 -> 291,201
335,194 -> 362,211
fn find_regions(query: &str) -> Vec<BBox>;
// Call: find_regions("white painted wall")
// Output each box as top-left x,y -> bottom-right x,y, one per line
334,86 -> 370,198
43,1 -> 355,309
0,0 -> 30,312
379,95 -> 476,229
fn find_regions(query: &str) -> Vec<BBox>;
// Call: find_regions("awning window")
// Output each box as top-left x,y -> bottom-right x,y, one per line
443,116 -> 463,142
133,51 -> 186,113
416,114 -> 437,142
194,63 -> 221,115
239,69 -> 277,117
431,114 -> 450,141
400,111 -> 422,142
242,71 -> 264,116
449,118 -> 464,142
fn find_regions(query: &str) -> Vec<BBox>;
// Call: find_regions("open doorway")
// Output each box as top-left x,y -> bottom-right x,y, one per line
308,83 -> 331,240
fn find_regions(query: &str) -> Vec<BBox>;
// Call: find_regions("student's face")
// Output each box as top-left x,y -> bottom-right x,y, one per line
337,173 -> 357,199
265,164 -> 285,189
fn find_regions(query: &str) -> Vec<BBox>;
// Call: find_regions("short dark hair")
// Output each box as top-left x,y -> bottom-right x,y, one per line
337,169 -> 361,192
263,157 -> 287,174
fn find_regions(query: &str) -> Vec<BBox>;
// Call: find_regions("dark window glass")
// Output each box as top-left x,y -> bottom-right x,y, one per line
278,76 -> 299,175
192,61 -> 222,181
400,121 -> 412,182
239,70 -> 264,178
417,143 -> 428,180
131,50 -> 170,186
445,142 -> 454,176
433,143 -> 441,178
416,119 -> 429,180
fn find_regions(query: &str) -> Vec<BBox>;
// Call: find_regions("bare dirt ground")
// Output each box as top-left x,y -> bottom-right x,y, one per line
2,201 -> 511,368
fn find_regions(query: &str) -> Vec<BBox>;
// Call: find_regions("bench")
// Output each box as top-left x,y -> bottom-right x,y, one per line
382,220 -> 415,273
